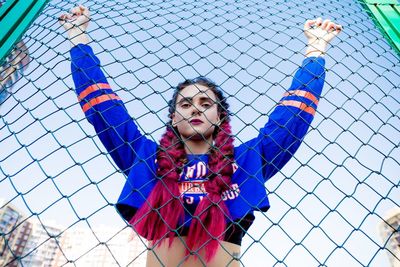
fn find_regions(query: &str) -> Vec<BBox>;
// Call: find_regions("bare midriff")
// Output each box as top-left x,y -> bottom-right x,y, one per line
146,236 -> 241,267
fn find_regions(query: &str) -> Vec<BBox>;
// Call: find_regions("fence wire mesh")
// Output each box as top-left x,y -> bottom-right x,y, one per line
0,0 -> 399,266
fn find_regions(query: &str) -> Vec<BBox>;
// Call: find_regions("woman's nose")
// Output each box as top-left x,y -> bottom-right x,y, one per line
191,103 -> 202,115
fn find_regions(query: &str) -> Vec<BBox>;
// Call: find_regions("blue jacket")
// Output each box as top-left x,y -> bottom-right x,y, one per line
70,44 -> 326,222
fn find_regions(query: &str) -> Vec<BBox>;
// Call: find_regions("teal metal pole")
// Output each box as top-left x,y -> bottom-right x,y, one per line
360,0 -> 400,57
0,0 -> 50,65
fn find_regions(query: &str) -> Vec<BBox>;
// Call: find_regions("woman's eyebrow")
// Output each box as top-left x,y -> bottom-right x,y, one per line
177,97 -> 193,104
177,95 -> 214,103
198,96 -> 214,102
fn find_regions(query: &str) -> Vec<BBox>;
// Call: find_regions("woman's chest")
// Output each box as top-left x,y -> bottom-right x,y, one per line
178,160 -> 241,211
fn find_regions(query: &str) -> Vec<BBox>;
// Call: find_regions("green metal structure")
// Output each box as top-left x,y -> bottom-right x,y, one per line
0,0 -> 50,65
361,0 -> 400,56
0,0 -> 399,63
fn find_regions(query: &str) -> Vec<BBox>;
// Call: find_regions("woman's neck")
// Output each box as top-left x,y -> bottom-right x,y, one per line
183,138 -> 212,155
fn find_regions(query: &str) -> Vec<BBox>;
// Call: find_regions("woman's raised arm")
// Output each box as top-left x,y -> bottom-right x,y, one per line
237,18 -> 342,182
59,6 -> 156,176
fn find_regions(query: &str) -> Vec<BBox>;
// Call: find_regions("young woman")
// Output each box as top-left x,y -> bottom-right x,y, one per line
60,5 -> 342,267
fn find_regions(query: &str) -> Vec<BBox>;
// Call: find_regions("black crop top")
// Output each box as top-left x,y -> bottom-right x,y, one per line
118,204 -> 255,246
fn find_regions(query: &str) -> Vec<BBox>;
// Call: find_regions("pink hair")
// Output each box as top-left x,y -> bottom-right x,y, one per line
129,80 -> 235,262
186,119 -> 234,261
129,127 -> 186,245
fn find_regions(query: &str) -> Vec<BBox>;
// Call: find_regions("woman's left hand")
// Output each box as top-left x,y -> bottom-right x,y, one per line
304,18 -> 342,56
304,18 -> 342,45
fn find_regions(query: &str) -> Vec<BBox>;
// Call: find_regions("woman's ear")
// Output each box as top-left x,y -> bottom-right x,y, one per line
216,112 -> 224,126
171,113 -> 177,127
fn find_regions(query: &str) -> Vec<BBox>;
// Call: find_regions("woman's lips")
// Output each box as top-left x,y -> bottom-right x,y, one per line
190,119 -> 203,125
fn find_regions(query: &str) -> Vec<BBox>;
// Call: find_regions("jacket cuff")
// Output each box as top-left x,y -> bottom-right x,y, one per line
70,44 -> 94,61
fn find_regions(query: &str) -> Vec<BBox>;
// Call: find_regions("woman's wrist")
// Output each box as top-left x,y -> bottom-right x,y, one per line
305,48 -> 325,57
67,29 -> 89,47
305,41 -> 328,57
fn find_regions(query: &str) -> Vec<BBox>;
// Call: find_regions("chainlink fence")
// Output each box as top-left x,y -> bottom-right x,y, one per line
0,0 -> 399,266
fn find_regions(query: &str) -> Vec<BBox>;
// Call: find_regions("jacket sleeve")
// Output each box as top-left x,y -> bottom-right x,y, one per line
70,44 -> 155,176
238,56 -> 326,182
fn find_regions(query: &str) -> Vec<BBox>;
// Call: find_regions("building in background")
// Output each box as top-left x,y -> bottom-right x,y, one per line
379,207 -> 400,267
20,220 -> 62,267
0,199 -> 32,267
0,199 -> 147,266
54,225 -> 147,266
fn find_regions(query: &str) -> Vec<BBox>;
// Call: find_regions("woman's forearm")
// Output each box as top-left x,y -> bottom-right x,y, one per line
68,29 -> 90,47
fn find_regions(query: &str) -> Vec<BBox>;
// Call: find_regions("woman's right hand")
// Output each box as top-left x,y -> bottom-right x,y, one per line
59,5 -> 90,46
59,5 -> 90,34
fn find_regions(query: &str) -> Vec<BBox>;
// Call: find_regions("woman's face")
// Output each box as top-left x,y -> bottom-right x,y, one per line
171,83 -> 220,141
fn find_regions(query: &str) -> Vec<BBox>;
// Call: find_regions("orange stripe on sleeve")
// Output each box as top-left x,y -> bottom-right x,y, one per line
82,94 -> 121,113
283,90 -> 319,106
279,100 -> 316,116
78,83 -> 111,101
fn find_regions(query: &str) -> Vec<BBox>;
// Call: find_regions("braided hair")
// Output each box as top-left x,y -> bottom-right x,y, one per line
130,77 -> 235,261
